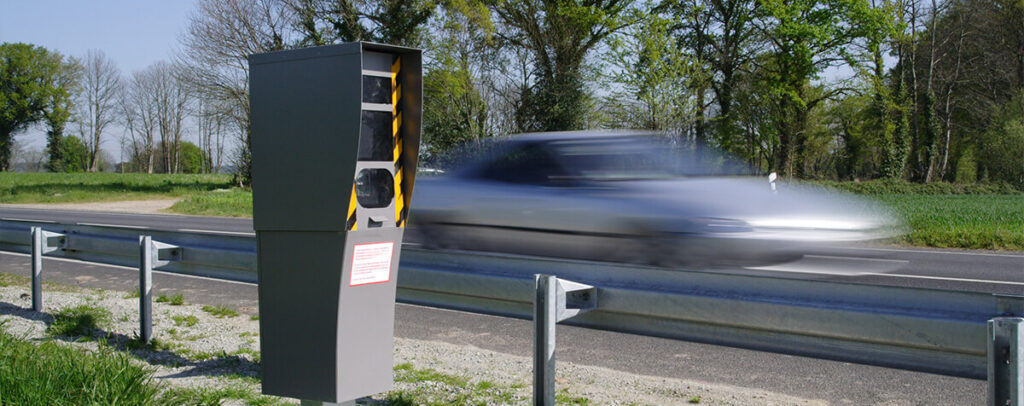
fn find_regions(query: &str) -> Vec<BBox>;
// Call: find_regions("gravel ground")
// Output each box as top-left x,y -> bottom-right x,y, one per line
0,199 -> 181,214
0,277 -> 826,405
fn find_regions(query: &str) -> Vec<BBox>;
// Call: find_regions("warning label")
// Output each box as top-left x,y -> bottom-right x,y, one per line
349,242 -> 394,286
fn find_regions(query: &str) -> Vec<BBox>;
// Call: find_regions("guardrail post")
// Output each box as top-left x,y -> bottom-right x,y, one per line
534,274 -> 597,406
990,317 -> 1024,406
138,236 -> 182,343
139,236 -> 153,342
29,227 -> 64,312
31,227 -> 42,312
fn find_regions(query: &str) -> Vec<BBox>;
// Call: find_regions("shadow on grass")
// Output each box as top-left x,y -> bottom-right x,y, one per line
0,301 -> 260,381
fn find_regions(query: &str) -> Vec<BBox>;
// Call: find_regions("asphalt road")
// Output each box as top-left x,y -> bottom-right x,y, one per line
0,251 -> 986,405
1,207 -> 1021,295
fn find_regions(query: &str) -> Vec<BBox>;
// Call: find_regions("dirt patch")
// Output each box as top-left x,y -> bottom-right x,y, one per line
0,199 -> 181,214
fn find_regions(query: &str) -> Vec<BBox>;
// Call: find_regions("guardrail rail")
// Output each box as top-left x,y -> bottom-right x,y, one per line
0,219 -> 1020,404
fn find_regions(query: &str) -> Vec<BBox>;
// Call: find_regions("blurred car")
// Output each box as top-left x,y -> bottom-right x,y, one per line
407,131 -> 901,267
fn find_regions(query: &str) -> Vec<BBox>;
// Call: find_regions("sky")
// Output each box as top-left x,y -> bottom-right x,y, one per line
0,0 -> 198,153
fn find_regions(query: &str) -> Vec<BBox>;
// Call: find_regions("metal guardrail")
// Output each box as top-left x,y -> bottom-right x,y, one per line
0,219 -> 1021,401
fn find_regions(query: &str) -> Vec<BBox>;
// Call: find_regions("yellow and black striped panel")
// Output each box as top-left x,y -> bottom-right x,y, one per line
392,56 -> 407,228
346,183 -> 358,231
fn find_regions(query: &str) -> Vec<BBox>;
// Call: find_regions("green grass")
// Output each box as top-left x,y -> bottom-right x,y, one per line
871,194 -> 1024,250
171,315 -> 199,327
382,362 -> 524,405
0,173 -> 233,204
158,385 -> 286,406
0,322 -> 164,405
813,179 -> 1022,195
155,293 -> 185,305
202,304 -> 239,318
0,322 -> 282,405
167,187 -> 253,217
45,304 -> 111,337
0,272 -> 29,287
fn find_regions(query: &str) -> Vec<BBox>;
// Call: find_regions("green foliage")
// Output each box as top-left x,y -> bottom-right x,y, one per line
202,305 -> 239,318
0,43 -> 72,171
603,10 -> 691,131
492,0 -> 637,132
0,324 -> 165,405
755,0 -> 888,176
0,172 -> 233,203
422,62 -> 490,157
291,0 -> 438,47
46,304 -> 112,337
420,2 -> 495,159
977,93 -> 1024,187
178,141 -> 206,174
57,135 -> 90,172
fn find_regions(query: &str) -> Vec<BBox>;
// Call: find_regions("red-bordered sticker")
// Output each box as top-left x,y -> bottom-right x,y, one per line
349,241 -> 394,286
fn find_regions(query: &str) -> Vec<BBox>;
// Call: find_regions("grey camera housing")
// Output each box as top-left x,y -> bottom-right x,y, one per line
249,42 -> 421,403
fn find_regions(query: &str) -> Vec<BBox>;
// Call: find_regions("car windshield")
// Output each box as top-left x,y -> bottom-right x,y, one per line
546,137 -> 753,181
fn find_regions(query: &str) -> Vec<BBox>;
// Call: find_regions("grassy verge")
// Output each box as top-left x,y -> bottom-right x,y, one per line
0,322 -> 164,405
167,187 -> 253,217
872,194 -> 1024,250
0,173 -> 233,204
810,180 -> 1024,250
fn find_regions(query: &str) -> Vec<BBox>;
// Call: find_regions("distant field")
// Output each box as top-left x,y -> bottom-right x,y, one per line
872,194 -> 1024,250
0,173 -> 233,204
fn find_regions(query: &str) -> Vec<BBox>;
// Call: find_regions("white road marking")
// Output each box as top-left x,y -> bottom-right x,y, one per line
837,246 -> 1024,258
78,222 -> 148,229
0,251 -> 256,286
1,218 -> 56,223
804,254 -> 910,263
179,229 -> 255,236
861,272 -> 1024,286
748,255 -> 908,275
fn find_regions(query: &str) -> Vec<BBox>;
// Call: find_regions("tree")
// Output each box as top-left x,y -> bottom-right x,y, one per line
179,141 -> 207,173
0,43 -> 68,171
976,92 -> 1024,186
58,135 -> 90,172
288,0 -> 438,47
755,0 -> 887,177
44,54 -> 81,173
490,0 -> 637,132
74,49 -> 122,172
122,68 -> 160,173
664,0 -> 759,154
152,62 -> 190,173
421,1 -> 495,158
603,9 -> 691,132
180,0 -> 292,184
